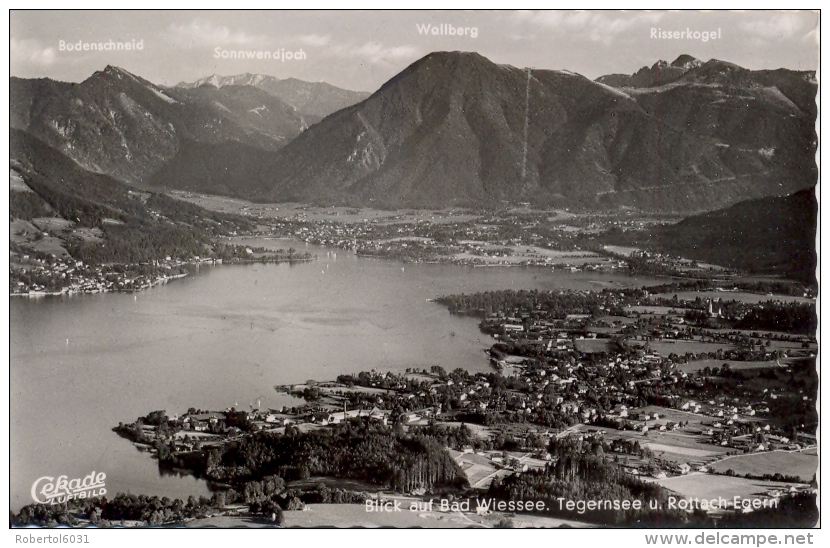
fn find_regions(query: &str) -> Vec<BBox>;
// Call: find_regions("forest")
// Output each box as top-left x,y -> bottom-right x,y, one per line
486,437 -> 817,527
487,437 -> 704,526
436,288 -> 639,318
172,418 -> 468,494
437,287 -> 816,336
735,302 -> 817,334
11,149 -> 257,268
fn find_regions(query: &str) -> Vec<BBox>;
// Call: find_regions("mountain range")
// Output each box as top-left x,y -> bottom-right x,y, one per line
9,52 -> 819,280
10,67 -> 369,186
10,52 -> 817,213
175,73 -> 371,122
153,52 -> 818,212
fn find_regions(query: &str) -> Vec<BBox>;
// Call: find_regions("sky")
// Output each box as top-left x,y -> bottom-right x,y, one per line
10,10 -> 819,92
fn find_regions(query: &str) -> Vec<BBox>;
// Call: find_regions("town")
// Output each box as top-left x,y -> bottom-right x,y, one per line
109,282 -> 816,525
175,194 -> 756,278
10,242 -> 313,296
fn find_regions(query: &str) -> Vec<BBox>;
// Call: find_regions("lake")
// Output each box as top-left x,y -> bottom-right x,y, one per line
10,239 -> 662,510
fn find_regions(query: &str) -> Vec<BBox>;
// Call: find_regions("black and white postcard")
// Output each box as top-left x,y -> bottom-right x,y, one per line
8,9 -> 820,537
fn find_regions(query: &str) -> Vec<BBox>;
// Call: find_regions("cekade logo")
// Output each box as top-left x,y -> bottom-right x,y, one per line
31,471 -> 107,505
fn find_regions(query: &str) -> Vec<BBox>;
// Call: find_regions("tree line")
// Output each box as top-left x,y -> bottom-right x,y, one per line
173,418 -> 469,494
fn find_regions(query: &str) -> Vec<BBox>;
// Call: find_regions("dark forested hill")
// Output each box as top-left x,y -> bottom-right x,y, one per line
631,188 -> 818,283
9,128 -> 252,264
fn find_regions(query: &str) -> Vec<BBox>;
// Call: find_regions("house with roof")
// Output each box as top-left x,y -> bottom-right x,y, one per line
327,409 -> 364,424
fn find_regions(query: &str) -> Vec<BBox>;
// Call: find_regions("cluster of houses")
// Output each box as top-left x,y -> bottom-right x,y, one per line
137,284 -> 812,484
269,210 -> 614,267
170,403 -> 437,436
10,250 -> 189,295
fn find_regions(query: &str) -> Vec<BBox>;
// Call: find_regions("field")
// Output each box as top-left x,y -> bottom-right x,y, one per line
645,443 -> 719,458
636,406 -> 729,427
438,421 -> 493,440
595,315 -> 637,325
404,373 -> 438,383
169,191 -> 480,225
648,341 -> 734,356
456,243 -> 597,259
187,501 -> 595,528
577,418 -> 732,467
453,247 -> 606,266
652,291 -> 813,304
317,385 -> 392,396
282,500 -> 593,528
10,170 -> 31,191
603,245 -> 641,257
288,476 -> 383,493
639,432 -> 732,465
574,339 -> 613,353
708,451 -> 818,482
676,359 -> 780,373
72,227 -> 105,244
577,406 -> 737,466
284,502 -> 477,527
379,236 -> 435,244
709,328 -> 815,341
31,217 -> 74,232
11,217 -> 108,259
448,450 -> 498,487
657,472 -> 803,503
185,514 -> 277,528
626,305 -> 683,315
9,219 -> 71,257
30,217 -> 105,243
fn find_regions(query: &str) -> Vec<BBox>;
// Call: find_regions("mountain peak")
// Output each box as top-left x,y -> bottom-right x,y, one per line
423,50 -> 489,61
671,54 -> 702,69
177,73 -> 276,89
701,58 -> 744,71
102,65 -> 137,78
649,56 -> 702,71
201,74 -> 222,87
85,65 -> 143,86
416,50 -> 495,70
381,50 -> 506,93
